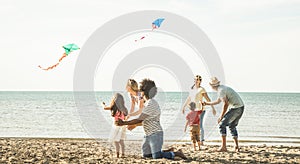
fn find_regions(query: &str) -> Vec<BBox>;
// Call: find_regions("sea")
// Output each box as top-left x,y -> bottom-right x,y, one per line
0,91 -> 299,145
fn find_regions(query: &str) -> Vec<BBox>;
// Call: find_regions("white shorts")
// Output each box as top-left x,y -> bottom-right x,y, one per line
109,124 -> 126,142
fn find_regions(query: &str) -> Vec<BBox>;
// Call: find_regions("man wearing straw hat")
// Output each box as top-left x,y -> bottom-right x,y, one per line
203,77 -> 244,152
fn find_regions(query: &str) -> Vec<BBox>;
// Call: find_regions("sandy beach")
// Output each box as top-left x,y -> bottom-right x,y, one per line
0,138 -> 299,163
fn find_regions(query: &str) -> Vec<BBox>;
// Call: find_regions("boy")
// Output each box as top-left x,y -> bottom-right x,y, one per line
184,102 -> 203,151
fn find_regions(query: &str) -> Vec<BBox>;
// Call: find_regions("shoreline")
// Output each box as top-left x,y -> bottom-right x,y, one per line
1,137 -> 299,146
1,137 -> 299,163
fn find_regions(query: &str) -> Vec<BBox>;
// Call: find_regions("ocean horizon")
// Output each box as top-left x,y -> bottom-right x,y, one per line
1,91 -> 299,145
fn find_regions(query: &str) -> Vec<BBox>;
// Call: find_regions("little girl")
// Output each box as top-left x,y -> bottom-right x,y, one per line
102,93 -> 128,158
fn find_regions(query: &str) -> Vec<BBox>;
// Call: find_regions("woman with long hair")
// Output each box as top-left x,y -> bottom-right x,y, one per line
182,75 -> 216,145
125,79 -> 145,130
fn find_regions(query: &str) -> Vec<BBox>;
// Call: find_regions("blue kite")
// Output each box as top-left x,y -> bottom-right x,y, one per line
152,18 -> 165,30
135,18 -> 166,42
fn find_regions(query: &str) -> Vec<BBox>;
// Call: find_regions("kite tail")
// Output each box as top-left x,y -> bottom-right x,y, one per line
59,53 -> 67,62
38,62 -> 60,71
152,24 -> 157,30
134,35 -> 147,42
38,53 -> 67,71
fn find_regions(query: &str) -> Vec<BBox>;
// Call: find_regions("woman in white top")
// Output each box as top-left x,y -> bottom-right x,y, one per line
182,75 -> 216,144
126,79 -> 144,130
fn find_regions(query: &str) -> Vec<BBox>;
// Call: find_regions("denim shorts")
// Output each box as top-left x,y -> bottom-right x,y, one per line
219,106 -> 244,137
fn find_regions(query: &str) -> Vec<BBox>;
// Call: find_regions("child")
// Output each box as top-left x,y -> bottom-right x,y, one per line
184,102 -> 203,151
102,93 -> 128,158
116,78 -> 187,159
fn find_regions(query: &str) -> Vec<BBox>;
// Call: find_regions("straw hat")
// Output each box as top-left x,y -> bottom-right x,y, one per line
209,77 -> 220,87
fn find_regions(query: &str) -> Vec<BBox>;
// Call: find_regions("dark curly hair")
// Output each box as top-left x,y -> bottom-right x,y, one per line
139,78 -> 157,99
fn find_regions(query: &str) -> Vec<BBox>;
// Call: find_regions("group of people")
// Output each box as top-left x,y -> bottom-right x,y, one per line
182,76 -> 244,153
101,75 -> 244,160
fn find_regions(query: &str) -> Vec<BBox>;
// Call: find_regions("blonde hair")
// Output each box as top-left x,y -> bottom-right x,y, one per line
127,79 -> 139,92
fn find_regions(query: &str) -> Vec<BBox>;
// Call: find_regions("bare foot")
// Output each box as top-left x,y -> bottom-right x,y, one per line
217,147 -> 227,152
121,154 -> 125,158
200,141 -> 204,146
235,146 -> 240,152
174,149 -> 187,160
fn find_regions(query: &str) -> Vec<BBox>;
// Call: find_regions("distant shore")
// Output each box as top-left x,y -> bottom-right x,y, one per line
1,137 -> 299,163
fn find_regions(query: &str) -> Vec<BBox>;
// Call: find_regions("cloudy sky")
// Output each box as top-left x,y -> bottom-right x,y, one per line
1,0 -> 299,92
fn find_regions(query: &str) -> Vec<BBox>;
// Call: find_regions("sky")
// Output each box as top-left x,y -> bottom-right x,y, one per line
1,0 -> 300,92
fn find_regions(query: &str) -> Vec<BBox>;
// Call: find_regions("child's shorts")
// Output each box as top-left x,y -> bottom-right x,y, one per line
189,125 -> 200,143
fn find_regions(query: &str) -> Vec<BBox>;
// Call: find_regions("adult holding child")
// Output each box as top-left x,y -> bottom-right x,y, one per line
182,75 -> 216,145
125,79 -> 144,131
126,79 -> 144,114
117,78 -> 187,159
203,77 -> 244,152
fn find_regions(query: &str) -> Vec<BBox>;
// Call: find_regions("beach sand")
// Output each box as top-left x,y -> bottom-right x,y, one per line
0,138 -> 299,163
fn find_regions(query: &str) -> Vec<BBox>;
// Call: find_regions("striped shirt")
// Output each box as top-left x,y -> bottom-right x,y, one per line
139,99 -> 162,136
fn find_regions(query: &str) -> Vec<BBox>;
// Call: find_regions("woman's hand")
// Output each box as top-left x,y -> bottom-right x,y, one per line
212,108 -> 217,116
126,114 -> 131,120
181,108 -> 185,114
217,117 -> 223,124
131,95 -> 136,102
212,107 -> 217,116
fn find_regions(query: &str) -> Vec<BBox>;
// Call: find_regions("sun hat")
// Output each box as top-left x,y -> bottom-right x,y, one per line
209,77 -> 220,87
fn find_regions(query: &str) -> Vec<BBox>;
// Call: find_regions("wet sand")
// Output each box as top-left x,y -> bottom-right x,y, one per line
0,138 -> 299,163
